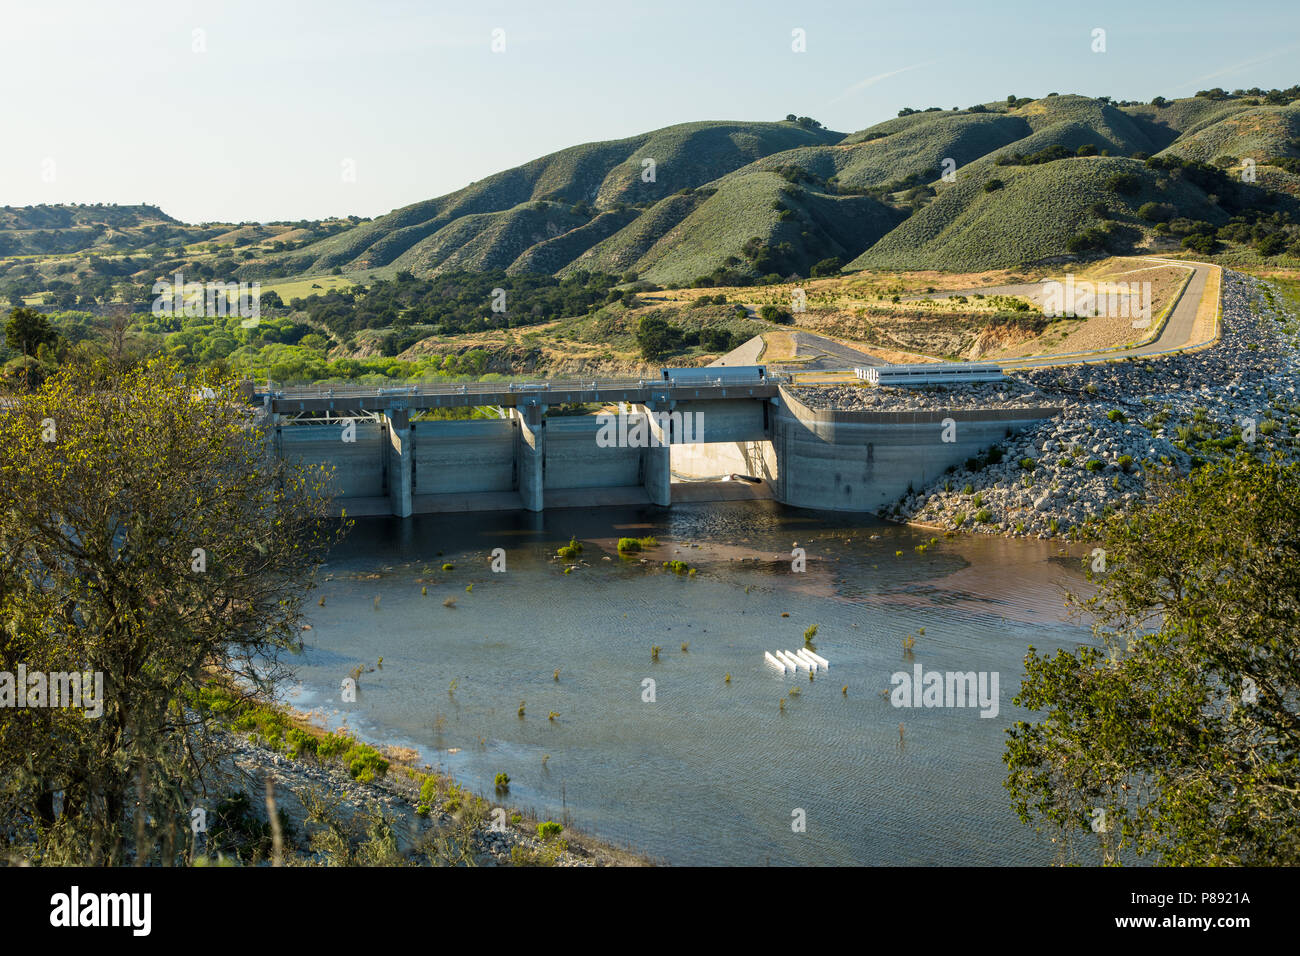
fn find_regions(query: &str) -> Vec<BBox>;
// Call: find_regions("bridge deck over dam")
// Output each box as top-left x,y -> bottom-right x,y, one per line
266,377 -> 781,416
256,375 -> 1061,518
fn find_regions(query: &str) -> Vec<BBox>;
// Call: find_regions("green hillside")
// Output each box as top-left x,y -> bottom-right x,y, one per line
248,120 -> 841,279
9,89 -> 1300,304
727,113 -> 1033,190
627,172 -> 898,284
224,91 -> 1300,285
1155,104 -> 1300,164
559,191 -> 709,276
848,156 -> 1227,272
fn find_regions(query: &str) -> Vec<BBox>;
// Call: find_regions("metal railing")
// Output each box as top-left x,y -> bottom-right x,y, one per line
260,372 -> 782,400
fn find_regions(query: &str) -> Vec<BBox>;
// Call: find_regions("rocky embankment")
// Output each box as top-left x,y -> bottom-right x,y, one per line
208,731 -> 648,866
801,271 -> 1300,539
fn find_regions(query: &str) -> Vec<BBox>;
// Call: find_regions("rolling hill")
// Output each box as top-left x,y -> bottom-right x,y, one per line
235,90 -> 1300,282
7,88 -> 1300,285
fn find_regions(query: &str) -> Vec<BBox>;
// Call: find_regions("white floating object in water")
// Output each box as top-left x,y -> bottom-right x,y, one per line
777,650 -> 804,671
793,649 -> 818,673
802,649 -> 829,668
764,651 -> 785,672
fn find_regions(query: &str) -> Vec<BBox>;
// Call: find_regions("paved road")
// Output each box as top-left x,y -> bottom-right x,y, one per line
995,257 -> 1213,370
789,257 -> 1218,382
774,331 -> 891,370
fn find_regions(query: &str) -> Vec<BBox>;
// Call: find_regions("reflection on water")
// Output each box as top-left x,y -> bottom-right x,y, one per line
285,500 -> 1093,865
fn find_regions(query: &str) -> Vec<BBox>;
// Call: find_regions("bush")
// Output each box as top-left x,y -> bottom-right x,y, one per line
1019,457 -> 1035,470
1256,233 -> 1288,257
537,820 -> 563,841
984,178 -> 1005,192
1085,459 -> 1104,472
975,508 -> 992,523
617,536 -> 658,553
317,732 -> 352,761
1138,202 -> 1175,223
1118,454 -> 1134,471
1107,409 -> 1125,422
416,775 -> 440,815
342,743 -> 389,783
1182,233 -> 1220,254
286,728 -> 318,759
556,537 -> 583,559
1105,173 -> 1142,195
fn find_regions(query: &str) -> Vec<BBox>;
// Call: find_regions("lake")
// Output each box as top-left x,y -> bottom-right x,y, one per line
284,499 -> 1093,865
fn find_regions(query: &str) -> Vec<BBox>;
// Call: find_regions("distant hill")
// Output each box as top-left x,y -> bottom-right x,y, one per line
0,203 -> 361,259
9,88 -> 1300,282
256,120 -> 842,279
238,90 -> 1300,281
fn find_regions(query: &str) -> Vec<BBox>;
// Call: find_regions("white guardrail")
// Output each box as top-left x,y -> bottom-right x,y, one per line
855,362 -> 1008,387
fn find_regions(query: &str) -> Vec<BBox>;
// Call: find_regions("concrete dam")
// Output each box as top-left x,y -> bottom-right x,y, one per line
259,375 -> 1061,516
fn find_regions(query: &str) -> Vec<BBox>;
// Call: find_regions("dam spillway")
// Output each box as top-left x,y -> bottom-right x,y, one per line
257,377 -> 1061,517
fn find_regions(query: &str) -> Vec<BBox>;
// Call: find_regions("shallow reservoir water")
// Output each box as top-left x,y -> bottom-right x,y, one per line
285,499 -> 1094,865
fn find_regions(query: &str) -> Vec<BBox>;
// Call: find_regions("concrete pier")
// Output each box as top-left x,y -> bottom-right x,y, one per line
515,404 -> 545,512
385,408 -> 413,518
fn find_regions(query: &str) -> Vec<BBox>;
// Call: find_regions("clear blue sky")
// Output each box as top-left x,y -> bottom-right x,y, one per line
3,0 -> 1296,224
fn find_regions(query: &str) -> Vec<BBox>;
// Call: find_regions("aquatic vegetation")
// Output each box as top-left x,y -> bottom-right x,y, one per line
494,772 -> 510,793
548,711 -> 559,721
662,559 -> 692,574
517,700 -> 526,718
557,537 -> 583,559
651,645 -> 661,662
681,642 -> 689,652
443,596 -> 456,607
803,624 -> 818,647
617,536 -> 659,553
441,563 -> 455,571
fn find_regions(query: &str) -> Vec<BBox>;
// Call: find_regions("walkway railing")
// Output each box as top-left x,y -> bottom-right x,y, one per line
261,372 -> 781,401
